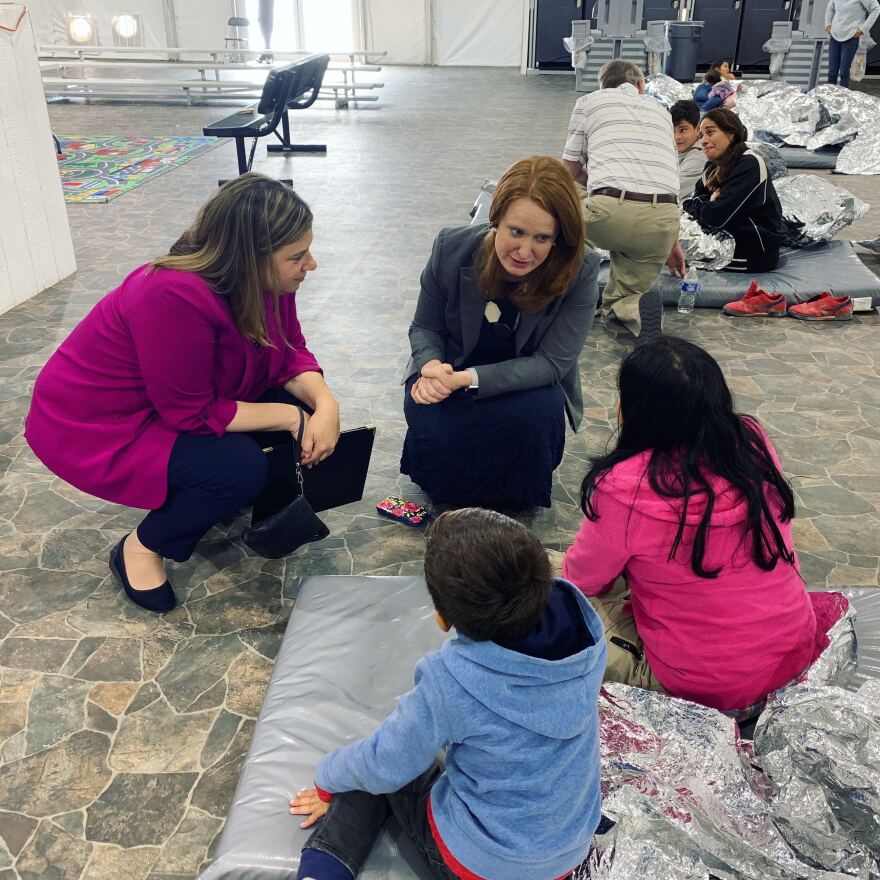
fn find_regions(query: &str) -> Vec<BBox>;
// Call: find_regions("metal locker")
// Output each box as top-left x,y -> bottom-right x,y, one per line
736,0 -> 795,67
642,0 -> 678,27
536,0 -> 588,68
693,0 -> 741,65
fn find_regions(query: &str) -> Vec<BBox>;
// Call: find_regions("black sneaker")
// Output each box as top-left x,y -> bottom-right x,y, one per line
636,288 -> 663,344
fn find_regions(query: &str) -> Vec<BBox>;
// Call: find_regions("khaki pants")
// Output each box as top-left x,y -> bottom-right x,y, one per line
579,191 -> 680,336
588,579 -> 665,692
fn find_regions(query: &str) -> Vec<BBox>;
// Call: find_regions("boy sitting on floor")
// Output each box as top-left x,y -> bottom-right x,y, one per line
670,99 -> 707,200
290,507 -> 607,880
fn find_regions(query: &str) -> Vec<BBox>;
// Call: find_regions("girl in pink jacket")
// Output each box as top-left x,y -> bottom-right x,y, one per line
563,336 -> 824,715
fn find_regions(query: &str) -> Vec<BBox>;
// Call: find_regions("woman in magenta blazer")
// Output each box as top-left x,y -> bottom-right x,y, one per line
26,174 -> 339,613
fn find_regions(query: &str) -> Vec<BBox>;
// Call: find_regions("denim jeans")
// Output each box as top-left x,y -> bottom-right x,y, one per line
827,35 -> 859,88
302,766 -> 457,880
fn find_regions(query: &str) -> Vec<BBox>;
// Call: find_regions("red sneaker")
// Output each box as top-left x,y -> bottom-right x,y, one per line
722,281 -> 787,317
787,292 -> 853,321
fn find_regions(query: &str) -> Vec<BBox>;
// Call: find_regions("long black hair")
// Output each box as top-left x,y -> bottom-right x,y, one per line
702,107 -> 749,191
579,337 -> 796,578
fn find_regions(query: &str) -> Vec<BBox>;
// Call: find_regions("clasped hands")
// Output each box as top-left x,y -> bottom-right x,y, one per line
411,359 -> 472,405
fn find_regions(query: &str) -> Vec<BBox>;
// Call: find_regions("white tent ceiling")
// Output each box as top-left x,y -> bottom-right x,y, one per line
29,0 -> 526,65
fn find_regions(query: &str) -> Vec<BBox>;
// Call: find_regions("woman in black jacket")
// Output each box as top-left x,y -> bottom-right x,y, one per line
683,108 -> 786,273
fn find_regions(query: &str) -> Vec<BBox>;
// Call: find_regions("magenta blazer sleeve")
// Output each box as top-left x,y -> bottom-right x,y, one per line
129,281 -> 238,436
563,488 -> 633,596
272,294 -> 322,386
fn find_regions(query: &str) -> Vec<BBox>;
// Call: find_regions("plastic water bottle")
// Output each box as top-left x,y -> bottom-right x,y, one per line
678,266 -> 699,314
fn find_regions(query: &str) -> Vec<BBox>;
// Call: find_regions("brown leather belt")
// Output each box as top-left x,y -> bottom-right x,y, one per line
590,187 -> 678,205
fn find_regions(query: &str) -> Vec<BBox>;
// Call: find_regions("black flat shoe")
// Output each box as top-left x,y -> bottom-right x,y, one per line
109,535 -> 176,613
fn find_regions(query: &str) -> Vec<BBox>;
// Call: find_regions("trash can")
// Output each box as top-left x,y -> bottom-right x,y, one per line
664,21 -> 703,83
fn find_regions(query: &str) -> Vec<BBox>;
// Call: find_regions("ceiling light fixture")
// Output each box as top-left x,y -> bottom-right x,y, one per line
67,13 -> 93,44
113,13 -> 138,40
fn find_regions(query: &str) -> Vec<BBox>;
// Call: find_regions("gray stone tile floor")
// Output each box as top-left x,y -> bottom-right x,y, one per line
0,67 -> 878,879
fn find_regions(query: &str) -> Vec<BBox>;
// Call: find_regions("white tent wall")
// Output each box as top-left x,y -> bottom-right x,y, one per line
432,0 -> 523,66
0,5 -> 76,315
363,0 -> 525,66
26,0 -> 526,64
362,0 -> 429,64
174,0 -> 232,51
34,0 -> 168,47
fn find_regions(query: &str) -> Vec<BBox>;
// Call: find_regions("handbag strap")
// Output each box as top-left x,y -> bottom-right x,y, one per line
294,406 -> 306,494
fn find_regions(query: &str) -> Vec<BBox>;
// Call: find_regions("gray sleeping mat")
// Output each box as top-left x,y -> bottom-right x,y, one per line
199,577 -> 880,880
598,240 -> 880,308
778,145 -> 840,169
198,576 -> 443,880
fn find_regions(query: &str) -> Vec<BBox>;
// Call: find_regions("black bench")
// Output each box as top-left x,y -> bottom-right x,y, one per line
203,53 -> 330,185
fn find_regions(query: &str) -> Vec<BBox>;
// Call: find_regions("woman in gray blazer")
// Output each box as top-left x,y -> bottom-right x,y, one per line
402,156 -> 601,510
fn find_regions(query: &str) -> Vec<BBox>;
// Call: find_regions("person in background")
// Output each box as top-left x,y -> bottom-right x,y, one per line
670,100 -> 706,200
401,156 -> 600,512
708,76 -> 737,108
25,174 -> 339,613
563,337 -> 828,719
291,508 -> 606,880
683,109 -> 786,274
825,0 -> 880,88
694,60 -> 739,109
562,59 -> 685,341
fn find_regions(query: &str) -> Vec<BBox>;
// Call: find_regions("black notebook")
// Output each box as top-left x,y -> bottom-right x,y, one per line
252,425 -> 376,522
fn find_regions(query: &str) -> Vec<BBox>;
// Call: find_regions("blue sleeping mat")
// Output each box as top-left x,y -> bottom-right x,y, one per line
778,145 -> 840,170
198,576 -> 880,879
598,240 -> 880,308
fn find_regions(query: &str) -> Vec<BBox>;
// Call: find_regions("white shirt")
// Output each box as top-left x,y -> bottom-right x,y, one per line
562,83 -> 679,196
825,0 -> 880,42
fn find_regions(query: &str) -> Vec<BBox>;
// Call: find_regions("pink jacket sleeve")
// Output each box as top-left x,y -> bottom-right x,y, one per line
274,296 -> 322,386
129,282 -> 237,436
562,488 -> 634,596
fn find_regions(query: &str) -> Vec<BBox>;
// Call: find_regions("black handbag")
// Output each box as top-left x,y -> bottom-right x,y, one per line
241,408 -> 330,559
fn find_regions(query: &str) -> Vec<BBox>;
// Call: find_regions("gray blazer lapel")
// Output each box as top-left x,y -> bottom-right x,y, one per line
515,310 -> 542,354
458,266 -> 485,364
515,295 -> 561,354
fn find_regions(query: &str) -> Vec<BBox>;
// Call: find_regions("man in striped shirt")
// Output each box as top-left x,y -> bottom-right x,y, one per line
563,60 -> 686,340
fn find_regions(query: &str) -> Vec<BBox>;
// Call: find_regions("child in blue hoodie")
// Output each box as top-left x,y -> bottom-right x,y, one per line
290,508 -> 606,880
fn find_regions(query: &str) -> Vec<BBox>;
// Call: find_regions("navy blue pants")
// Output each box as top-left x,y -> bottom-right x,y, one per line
827,35 -> 859,88
401,381 -> 566,510
137,389 -> 303,562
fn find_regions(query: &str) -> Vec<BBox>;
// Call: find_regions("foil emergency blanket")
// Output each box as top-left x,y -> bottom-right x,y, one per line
735,83 -> 803,143
645,73 -> 694,107
743,88 -> 823,146
805,121 -> 858,152
836,124 -> 880,176
732,83 -> 880,171
754,679 -> 880,874
810,85 -> 880,173
574,600 -> 877,880
811,83 -> 880,128
774,175 -> 869,245
856,234 -> 880,254
678,213 -> 735,270
747,140 -> 787,181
